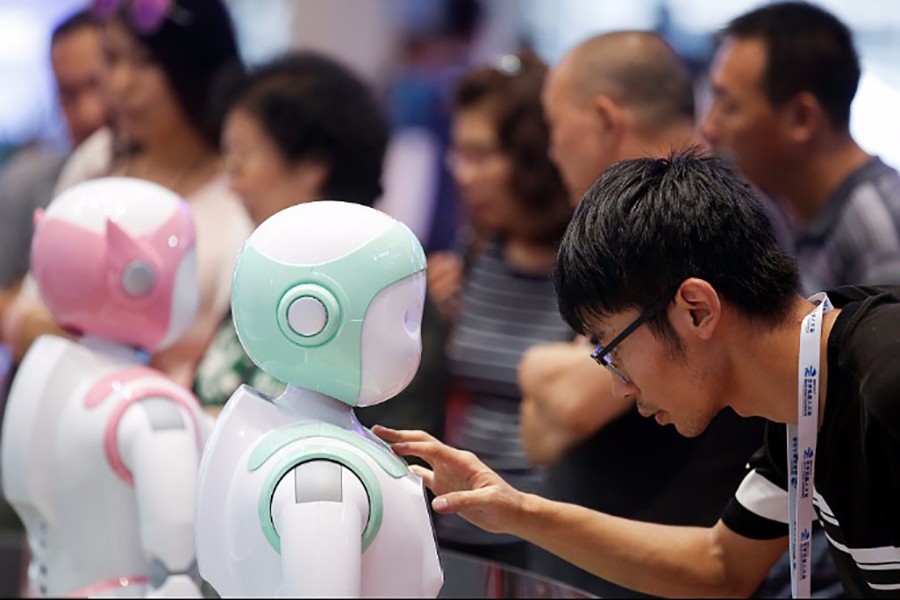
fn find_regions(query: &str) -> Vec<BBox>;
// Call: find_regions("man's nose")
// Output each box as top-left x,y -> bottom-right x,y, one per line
608,370 -> 639,403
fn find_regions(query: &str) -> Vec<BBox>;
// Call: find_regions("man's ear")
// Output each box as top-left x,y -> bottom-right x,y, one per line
671,278 -> 721,341
593,93 -> 628,135
781,91 -> 826,145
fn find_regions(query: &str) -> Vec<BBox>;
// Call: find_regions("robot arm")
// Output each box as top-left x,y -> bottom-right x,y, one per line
118,398 -> 202,598
270,460 -> 370,597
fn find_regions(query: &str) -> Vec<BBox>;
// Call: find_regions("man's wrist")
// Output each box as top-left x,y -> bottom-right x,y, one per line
510,491 -> 549,539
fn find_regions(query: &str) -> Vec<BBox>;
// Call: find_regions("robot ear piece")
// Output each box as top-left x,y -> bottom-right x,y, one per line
121,260 -> 156,297
106,220 -> 157,297
287,296 -> 328,336
277,283 -> 342,347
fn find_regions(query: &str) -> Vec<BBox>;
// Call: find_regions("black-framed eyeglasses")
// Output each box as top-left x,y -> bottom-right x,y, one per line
590,287 -> 680,384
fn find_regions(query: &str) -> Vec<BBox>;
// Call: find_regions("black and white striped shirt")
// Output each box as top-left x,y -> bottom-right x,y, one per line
440,242 -> 573,545
794,158 -> 900,294
723,286 -> 900,597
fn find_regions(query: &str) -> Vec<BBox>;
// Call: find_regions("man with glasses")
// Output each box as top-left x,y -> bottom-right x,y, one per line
521,30 -> 765,597
588,287 -> 679,386
375,152 -> 900,598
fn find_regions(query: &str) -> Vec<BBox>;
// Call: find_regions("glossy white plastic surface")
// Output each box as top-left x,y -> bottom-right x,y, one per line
196,386 -> 443,598
249,200 -> 393,266
272,462 -> 368,596
1,336 -> 210,597
197,202 -> 441,598
1,179 -> 207,597
356,272 -> 425,407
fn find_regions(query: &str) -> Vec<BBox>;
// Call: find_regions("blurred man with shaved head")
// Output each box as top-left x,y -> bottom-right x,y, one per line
519,31 -> 766,597
541,31 -> 700,199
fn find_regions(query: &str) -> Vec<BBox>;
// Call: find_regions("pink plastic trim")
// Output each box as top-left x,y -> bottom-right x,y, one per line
85,366 -> 204,485
84,366 -> 159,409
31,202 -> 195,350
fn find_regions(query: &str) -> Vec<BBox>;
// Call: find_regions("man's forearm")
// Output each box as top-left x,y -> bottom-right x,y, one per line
519,343 -> 631,448
520,395 -> 580,465
377,425 -> 781,598
511,493 -> 748,598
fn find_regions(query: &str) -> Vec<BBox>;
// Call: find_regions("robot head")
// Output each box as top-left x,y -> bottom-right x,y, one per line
31,177 -> 199,351
232,201 -> 426,407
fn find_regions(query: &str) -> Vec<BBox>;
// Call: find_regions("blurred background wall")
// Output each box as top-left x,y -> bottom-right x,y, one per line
0,0 -> 897,168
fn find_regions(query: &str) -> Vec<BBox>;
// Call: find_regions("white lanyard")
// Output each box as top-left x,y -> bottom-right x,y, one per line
788,292 -> 832,598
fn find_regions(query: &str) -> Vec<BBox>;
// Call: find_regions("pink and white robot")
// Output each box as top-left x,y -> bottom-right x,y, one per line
0,177 -> 209,597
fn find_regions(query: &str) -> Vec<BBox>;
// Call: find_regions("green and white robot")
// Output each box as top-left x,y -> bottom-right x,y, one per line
195,201 -> 443,597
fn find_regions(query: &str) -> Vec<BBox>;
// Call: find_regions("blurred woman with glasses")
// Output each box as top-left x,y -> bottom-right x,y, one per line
2,0 -> 252,387
434,51 -> 574,568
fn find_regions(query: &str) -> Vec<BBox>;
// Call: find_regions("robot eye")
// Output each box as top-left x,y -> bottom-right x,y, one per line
403,308 -> 420,334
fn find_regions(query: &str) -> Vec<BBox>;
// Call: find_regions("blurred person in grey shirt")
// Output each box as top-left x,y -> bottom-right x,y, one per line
0,9 -> 106,294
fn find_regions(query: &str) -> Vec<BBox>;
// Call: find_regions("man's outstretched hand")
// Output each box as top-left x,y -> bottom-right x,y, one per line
372,425 -> 529,535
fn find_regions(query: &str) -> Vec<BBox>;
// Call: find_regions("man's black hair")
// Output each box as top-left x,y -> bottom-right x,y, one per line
723,1 -> 860,129
555,150 -> 800,346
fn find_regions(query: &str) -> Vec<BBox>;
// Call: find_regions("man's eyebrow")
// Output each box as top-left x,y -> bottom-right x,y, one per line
587,330 -> 605,346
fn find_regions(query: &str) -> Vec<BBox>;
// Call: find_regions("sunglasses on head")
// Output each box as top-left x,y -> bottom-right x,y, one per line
92,0 -> 187,35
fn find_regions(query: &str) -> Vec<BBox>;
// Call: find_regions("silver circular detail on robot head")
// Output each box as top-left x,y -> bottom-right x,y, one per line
122,260 -> 156,297
287,295 -> 328,337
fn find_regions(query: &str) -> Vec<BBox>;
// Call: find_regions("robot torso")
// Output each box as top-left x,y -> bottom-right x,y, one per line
1,335 -> 208,597
196,385 -> 443,597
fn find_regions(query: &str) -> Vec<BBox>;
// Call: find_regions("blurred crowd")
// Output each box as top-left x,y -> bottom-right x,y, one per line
1,0 -> 898,597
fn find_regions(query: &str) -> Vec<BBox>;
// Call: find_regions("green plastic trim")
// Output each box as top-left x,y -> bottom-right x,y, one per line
248,422 -> 408,478
276,284 -> 341,346
232,221 -> 426,406
257,445 -> 383,554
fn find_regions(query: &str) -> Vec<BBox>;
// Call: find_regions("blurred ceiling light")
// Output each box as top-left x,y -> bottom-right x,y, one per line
851,67 -> 900,170
0,9 -> 44,63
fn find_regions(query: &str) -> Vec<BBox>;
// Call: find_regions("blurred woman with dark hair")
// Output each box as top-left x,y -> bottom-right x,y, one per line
193,51 -> 390,407
3,0 -> 252,386
433,52 -> 574,568
192,51 -> 449,440
218,52 -> 389,222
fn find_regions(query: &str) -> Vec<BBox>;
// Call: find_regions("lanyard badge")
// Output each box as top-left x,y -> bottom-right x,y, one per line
787,292 -> 832,598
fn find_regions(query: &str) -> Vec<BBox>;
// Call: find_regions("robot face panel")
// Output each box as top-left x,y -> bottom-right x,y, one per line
31,177 -> 199,351
231,201 -> 427,406
356,271 -> 425,407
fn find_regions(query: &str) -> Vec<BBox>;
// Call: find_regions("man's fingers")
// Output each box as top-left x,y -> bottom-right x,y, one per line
409,464 -> 435,487
371,425 -> 436,444
390,440 -> 463,464
433,487 -> 493,513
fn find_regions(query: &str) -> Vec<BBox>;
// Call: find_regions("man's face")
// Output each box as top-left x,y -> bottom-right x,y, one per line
51,26 -> 106,146
542,60 -> 615,203
584,306 -> 722,438
700,37 -> 791,195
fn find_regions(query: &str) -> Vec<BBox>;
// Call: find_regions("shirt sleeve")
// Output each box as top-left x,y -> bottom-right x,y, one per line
721,422 -> 790,540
